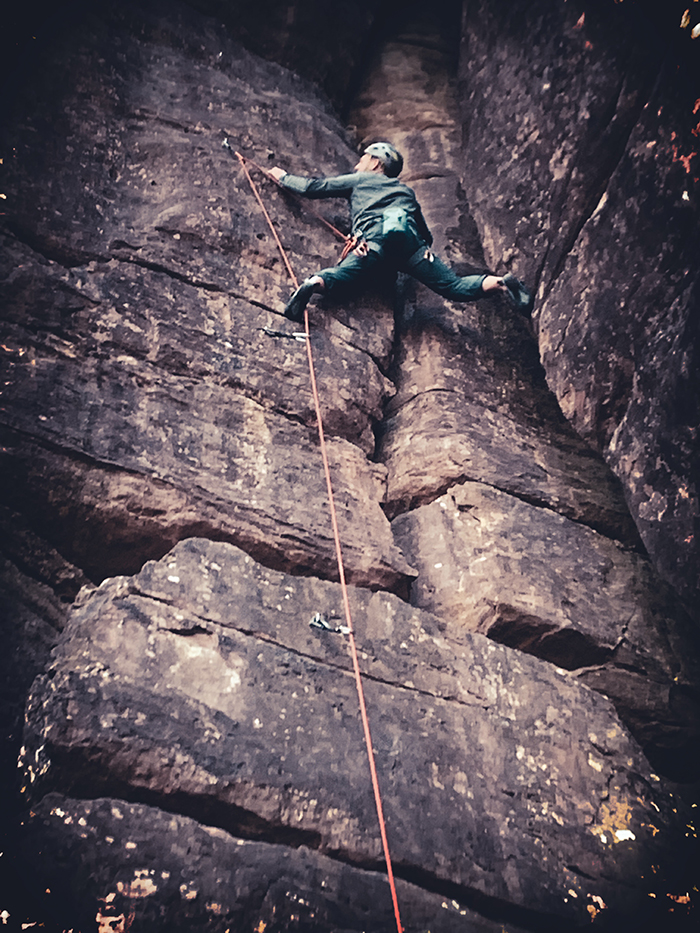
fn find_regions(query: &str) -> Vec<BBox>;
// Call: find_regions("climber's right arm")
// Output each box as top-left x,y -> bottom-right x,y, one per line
270,168 -> 358,200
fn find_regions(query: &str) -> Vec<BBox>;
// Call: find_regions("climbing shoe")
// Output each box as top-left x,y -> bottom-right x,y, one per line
502,273 -> 533,315
284,279 -> 316,322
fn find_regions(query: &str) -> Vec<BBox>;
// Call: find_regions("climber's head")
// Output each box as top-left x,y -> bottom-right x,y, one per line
356,142 -> 403,178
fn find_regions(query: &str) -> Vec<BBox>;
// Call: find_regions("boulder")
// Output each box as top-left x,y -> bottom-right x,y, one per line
22,539 -> 697,930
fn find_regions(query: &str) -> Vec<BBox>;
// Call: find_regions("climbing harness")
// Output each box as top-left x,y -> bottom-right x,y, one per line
235,150 -> 405,933
338,234 -> 370,262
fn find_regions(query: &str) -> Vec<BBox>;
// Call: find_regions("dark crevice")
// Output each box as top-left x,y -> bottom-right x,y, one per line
383,466 -> 639,549
0,421 -> 170,482
110,238 -> 141,250
37,749 -> 324,854
337,330 -> 396,383
485,614 -> 614,671
0,423 -> 415,597
3,221 -> 105,269
405,169 -> 456,181
119,255 -> 227,294
391,860 -> 585,933
564,864 -> 596,883
117,253 -> 294,317
3,222 -> 280,311
127,107 -> 208,134
340,0 -> 462,122
339,0 -> 407,124
162,623 -> 211,637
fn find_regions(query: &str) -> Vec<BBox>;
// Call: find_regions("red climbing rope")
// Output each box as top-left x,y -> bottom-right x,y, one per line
236,151 -> 351,247
236,152 -> 404,933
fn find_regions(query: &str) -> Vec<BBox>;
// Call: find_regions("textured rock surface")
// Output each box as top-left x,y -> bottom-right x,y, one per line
0,513 -> 77,806
0,3 -> 412,591
186,0 -> 379,111
21,794 -> 532,933
459,0 -> 700,603
392,481 -> 700,778
1,1 -> 698,930
347,5 -> 641,543
21,539 -> 697,930
536,85 -> 700,605
378,321 -> 640,541
0,508 -> 89,931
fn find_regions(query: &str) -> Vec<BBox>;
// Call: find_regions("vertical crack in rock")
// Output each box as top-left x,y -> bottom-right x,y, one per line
458,0 -> 700,607
537,56 -> 665,301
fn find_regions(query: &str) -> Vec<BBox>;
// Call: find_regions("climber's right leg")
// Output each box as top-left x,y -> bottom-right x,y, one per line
283,245 -> 383,321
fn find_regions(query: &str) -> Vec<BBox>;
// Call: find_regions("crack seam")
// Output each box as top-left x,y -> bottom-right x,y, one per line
130,586 -> 492,710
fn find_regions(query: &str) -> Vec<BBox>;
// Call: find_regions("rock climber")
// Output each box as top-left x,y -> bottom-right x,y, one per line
269,141 -> 532,322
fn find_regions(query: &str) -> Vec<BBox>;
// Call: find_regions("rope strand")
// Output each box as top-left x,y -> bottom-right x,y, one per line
237,154 -> 403,933
236,151 -> 351,246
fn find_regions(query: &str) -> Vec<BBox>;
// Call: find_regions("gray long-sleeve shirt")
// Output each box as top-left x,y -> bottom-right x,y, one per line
278,170 -> 433,246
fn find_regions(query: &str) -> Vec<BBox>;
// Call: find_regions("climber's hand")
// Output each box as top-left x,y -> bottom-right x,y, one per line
269,167 -> 287,181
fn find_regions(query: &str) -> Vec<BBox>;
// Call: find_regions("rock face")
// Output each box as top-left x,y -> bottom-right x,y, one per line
20,539 -> 697,930
459,0 -> 700,605
0,2 -> 411,592
21,794 -> 537,933
1,1 -> 698,930
392,481 -> 700,778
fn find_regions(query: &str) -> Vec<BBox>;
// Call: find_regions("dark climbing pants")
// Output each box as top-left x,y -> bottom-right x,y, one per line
317,239 -> 486,303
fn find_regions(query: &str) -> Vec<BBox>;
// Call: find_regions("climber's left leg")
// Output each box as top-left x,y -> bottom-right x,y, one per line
404,246 -> 533,311
405,247 -> 487,302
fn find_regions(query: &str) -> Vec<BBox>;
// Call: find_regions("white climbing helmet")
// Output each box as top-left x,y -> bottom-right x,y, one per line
364,142 -> 403,178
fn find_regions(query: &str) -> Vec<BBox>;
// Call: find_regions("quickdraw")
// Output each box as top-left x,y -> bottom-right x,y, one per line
309,611 -> 350,635
261,326 -> 307,342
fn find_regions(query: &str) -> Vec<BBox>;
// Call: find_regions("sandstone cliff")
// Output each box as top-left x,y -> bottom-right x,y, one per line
1,1 -> 698,931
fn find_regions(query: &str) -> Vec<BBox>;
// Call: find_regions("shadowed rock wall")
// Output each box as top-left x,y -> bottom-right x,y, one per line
458,0 -> 700,605
1,0 -> 698,930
